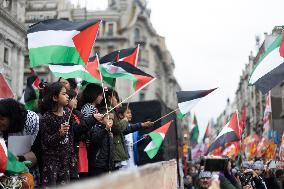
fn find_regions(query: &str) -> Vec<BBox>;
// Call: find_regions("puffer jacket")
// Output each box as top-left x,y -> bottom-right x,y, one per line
88,123 -> 114,172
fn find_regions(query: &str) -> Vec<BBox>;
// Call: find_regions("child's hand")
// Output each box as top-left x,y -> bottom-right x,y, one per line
141,121 -> 154,128
59,123 -> 69,136
105,120 -> 113,130
94,113 -> 103,121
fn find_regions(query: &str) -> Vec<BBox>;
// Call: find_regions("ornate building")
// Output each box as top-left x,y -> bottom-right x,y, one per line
0,0 -> 26,98
71,0 -> 181,109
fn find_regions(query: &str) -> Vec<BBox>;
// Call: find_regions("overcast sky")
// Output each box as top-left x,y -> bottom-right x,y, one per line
74,0 -> 284,141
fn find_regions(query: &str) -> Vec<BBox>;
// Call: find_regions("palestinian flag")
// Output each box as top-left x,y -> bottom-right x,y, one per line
249,32 -> 284,94
176,88 -> 217,117
144,120 -> 173,159
20,75 -> 40,110
98,61 -> 155,91
0,73 -> 13,99
0,138 -> 29,174
207,111 -> 240,154
203,123 -> 209,143
190,115 -> 199,147
100,46 -> 140,66
28,19 -> 100,67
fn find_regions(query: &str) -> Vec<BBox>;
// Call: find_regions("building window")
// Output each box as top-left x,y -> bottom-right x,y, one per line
4,47 -> 9,64
107,46 -> 114,53
134,28 -> 140,41
139,92 -> 145,101
94,46 -> 101,56
107,23 -> 114,36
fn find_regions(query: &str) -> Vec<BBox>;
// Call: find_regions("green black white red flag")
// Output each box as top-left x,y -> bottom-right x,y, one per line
144,120 -> 173,159
20,74 -> 40,110
28,19 -> 100,67
0,72 -> 13,99
176,88 -> 217,117
98,61 -> 155,91
100,46 -> 140,66
249,32 -> 284,94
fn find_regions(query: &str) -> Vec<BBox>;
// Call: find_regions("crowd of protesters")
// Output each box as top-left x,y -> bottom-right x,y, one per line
183,156 -> 284,189
0,78 -> 154,188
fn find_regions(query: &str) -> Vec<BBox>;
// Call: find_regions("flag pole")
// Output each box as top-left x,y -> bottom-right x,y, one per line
132,136 -> 146,145
153,108 -> 179,124
103,77 -> 156,116
135,44 -> 140,67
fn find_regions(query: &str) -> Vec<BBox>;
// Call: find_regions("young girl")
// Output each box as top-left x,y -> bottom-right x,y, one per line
40,82 -> 75,187
79,83 -> 103,118
88,108 -> 114,176
117,105 -> 153,168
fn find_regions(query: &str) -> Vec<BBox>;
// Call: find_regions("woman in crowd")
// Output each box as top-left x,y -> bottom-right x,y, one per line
0,98 -> 39,165
79,83 -> 103,118
40,82 -> 74,187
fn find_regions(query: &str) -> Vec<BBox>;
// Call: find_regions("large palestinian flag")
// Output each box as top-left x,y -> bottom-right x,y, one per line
0,73 -> 13,99
100,46 -> 139,66
176,88 -> 217,117
98,61 -> 155,91
249,32 -> 284,94
28,19 -> 100,67
207,111 -> 240,154
20,75 -> 40,110
144,120 -> 173,159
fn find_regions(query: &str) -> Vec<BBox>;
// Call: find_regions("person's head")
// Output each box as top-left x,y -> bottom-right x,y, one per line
67,89 -> 78,109
198,171 -> 212,189
58,77 -> 71,90
104,88 -> 120,107
80,83 -> 103,107
252,161 -> 264,176
241,161 -> 251,172
0,98 -> 27,133
117,104 -> 132,121
66,78 -> 77,90
99,107 -> 114,126
42,82 -> 69,112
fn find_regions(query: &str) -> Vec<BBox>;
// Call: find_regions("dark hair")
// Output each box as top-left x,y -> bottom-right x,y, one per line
78,83 -> 103,108
101,88 -> 120,107
0,98 -> 27,133
117,104 -> 129,117
66,78 -> 77,90
67,89 -> 77,100
41,82 -> 65,112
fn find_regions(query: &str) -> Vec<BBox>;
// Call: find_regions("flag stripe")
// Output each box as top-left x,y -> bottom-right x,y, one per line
178,98 -> 201,115
252,60 -> 284,94
29,46 -> 84,67
28,30 -> 79,48
100,47 -> 137,64
49,65 -> 101,84
28,19 -> 100,33
176,88 -> 216,103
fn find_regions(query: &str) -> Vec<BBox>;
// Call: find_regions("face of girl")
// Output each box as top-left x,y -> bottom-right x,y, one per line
110,95 -> 118,107
0,116 -> 9,131
54,87 -> 69,106
95,93 -> 103,105
102,113 -> 114,126
68,97 -> 78,109
124,109 -> 132,121
59,78 -> 70,90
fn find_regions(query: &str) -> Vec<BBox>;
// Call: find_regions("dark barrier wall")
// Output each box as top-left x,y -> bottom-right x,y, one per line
128,100 -> 180,165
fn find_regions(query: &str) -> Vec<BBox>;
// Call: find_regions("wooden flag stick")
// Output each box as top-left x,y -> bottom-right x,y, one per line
153,108 -> 179,124
103,78 -> 156,116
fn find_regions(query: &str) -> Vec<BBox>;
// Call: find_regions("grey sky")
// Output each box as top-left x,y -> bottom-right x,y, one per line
73,0 -> 284,140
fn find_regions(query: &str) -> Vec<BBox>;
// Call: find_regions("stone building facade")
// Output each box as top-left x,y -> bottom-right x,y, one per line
0,0 -> 26,98
71,0 -> 181,109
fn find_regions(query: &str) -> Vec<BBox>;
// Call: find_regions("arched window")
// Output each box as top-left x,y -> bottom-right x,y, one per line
134,28 -> 140,41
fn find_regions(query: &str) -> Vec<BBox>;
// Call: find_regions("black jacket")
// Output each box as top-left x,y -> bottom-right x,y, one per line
88,123 -> 114,172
